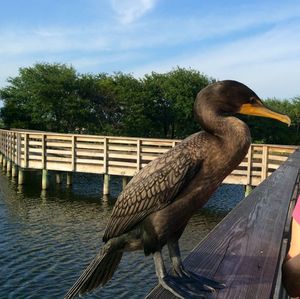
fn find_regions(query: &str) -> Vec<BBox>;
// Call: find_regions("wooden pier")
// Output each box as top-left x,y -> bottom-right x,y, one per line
0,128 -> 299,297
0,129 -> 297,194
146,148 -> 300,299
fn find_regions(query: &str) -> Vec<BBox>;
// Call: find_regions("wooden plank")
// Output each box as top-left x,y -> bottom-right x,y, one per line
108,153 -> 137,160
147,149 -> 300,299
46,149 -> 72,155
108,166 -> 137,176
28,134 -> 43,139
46,141 -> 73,148
46,156 -> 71,163
76,164 -> 104,173
29,148 -> 42,154
108,139 -> 139,145
28,140 -> 42,147
141,147 -> 171,153
268,155 -> 288,162
108,161 -> 137,167
142,140 -> 175,146
108,144 -> 137,152
141,154 -> 161,160
76,158 -> 103,165
46,135 -> 72,141
76,150 -> 104,157
76,136 -> 104,142
46,162 -> 73,172
76,143 -> 103,150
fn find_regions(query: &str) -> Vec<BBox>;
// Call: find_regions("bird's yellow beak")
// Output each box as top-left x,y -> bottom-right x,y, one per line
239,101 -> 291,126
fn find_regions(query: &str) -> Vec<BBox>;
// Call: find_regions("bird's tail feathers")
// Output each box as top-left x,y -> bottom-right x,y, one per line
64,245 -> 123,299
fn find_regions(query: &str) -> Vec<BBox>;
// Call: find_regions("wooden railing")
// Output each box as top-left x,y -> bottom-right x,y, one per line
0,129 -> 297,187
147,148 -> 300,299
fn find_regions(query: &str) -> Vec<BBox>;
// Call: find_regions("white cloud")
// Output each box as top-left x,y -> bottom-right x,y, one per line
110,0 -> 157,24
131,22 -> 300,98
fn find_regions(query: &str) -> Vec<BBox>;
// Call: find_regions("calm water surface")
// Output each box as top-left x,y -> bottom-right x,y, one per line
0,171 -> 244,299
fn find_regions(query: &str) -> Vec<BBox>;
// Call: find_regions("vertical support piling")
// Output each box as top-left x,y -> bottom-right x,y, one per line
42,169 -> 49,190
103,174 -> 110,195
122,176 -> 129,190
18,168 -> 25,185
6,159 -> 11,176
12,164 -> 18,178
67,172 -> 73,186
0,153 -> 3,166
245,184 -> 253,196
56,173 -> 62,184
2,157 -> 7,171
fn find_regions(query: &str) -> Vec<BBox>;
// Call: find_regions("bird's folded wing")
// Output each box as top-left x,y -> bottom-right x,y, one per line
103,144 -> 202,241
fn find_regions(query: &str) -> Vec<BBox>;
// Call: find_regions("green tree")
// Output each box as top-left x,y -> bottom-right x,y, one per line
142,68 -> 214,138
0,63 -> 91,132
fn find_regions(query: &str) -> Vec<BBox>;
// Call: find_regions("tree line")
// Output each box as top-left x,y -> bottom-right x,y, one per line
0,63 -> 299,145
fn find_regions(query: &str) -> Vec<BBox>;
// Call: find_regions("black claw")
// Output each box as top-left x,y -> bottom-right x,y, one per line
161,275 -> 215,299
185,272 -> 226,290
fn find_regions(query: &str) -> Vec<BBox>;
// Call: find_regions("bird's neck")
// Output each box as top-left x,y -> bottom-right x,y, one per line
197,108 -> 251,154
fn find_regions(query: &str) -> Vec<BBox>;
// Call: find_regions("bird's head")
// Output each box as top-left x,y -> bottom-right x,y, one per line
194,80 -> 291,126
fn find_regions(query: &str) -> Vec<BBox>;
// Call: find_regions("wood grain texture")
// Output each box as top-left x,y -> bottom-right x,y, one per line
146,149 -> 300,299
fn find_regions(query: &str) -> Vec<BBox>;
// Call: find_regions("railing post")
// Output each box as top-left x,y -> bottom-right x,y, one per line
71,135 -> 76,172
261,145 -> 268,181
103,137 -> 108,173
102,137 -> 110,196
66,135 -> 76,188
245,145 -> 253,196
137,139 -> 141,171
41,134 -> 46,169
41,134 -> 49,189
24,133 -> 28,168
17,133 -> 21,166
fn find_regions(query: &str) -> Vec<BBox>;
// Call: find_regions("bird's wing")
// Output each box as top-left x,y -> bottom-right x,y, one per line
103,142 -> 202,241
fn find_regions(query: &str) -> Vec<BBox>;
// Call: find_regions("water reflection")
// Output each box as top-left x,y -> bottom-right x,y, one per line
0,171 -> 243,299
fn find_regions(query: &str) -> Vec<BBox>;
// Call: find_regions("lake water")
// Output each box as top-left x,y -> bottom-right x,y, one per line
0,170 -> 244,299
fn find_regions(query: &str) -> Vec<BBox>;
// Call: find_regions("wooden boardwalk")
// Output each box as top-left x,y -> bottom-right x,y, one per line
146,148 -> 300,299
0,129 -> 297,193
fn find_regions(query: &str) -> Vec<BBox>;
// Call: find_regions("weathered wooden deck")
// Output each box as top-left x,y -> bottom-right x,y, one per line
0,129 -> 297,193
146,148 -> 300,299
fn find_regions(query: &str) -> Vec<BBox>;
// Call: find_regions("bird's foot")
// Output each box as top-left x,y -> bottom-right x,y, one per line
160,274 -> 211,299
179,270 -> 225,291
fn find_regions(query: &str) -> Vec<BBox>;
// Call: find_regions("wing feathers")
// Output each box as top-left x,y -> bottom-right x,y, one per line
103,143 -> 202,242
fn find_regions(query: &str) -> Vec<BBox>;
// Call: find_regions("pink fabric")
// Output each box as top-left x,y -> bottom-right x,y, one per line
293,195 -> 300,225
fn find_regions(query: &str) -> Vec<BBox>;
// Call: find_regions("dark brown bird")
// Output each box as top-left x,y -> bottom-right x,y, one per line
64,80 -> 291,299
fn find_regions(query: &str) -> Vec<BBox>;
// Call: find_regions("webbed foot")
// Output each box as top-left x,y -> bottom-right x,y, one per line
159,274 -> 213,299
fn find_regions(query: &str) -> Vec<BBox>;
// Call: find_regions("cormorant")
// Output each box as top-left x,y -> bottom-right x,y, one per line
64,80 -> 291,299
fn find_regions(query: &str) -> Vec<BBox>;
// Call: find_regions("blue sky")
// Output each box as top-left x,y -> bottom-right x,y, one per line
0,0 -> 300,99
